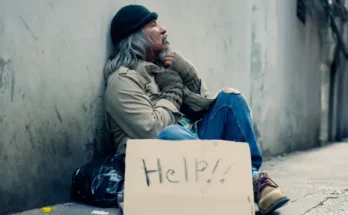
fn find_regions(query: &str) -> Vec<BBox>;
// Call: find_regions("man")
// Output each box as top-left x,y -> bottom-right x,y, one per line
104,4 -> 289,214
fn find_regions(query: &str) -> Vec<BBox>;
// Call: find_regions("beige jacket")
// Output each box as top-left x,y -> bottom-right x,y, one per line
104,54 -> 216,154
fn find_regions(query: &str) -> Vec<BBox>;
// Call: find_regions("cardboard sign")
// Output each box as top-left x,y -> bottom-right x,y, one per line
123,139 -> 255,215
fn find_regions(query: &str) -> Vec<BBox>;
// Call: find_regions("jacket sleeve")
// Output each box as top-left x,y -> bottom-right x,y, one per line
105,72 -> 180,139
171,52 -> 211,98
171,52 -> 201,94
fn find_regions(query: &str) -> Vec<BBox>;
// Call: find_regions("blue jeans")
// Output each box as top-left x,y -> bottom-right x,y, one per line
157,90 -> 263,179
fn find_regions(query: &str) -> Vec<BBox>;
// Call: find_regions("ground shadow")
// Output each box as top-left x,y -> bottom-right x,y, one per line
256,212 -> 280,215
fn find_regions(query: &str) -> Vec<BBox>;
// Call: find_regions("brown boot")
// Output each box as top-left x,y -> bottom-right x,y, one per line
253,172 -> 289,215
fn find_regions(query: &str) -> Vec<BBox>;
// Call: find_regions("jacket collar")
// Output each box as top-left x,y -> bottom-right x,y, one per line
136,60 -> 162,76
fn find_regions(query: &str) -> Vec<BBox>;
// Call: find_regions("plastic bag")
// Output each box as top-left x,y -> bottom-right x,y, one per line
71,154 -> 125,208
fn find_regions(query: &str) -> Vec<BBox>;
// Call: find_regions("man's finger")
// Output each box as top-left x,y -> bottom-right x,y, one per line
164,56 -> 174,62
164,60 -> 172,68
165,53 -> 175,58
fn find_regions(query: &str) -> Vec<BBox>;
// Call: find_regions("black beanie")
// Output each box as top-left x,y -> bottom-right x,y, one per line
110,5 -> 158,46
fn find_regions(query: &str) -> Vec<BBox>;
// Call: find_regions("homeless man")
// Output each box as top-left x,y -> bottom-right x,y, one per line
103,5 -> 289,214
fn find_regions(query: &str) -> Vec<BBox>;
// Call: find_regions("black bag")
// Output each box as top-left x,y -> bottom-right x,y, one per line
71,154 -> 125,208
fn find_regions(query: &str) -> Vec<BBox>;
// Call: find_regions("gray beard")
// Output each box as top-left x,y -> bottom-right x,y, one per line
157,48 -> 171,67
158,35 -> 171,66
159,48 -> 171,61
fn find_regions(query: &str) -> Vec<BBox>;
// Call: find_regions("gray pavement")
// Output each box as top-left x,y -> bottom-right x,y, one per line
262,142 -> 348,215
14,142 -> 348,215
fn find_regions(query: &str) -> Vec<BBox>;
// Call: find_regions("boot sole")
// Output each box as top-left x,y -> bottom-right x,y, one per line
259,197 -> 290,215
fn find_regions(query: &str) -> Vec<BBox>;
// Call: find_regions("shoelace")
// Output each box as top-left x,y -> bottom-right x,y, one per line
253,175 -> 279,193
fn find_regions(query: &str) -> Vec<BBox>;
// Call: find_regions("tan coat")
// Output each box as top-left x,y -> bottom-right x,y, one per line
104,55 -> 216,154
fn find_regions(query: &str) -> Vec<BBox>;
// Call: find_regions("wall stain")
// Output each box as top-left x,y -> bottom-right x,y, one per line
54,105 -> 63,123
262,148 -> 273,158
10,61 -> 15,102
0,58 -> 9,83
90,96 -> 103,109
0,58 -> 15,102
25,120 -> 33,132
86,65 -> 94,88
18,16 -> 38,40
64,134 -> 72,157
19,16 -> 39,55
25,121 -> 35,147
75,120 -> 82,132
253,123 -> 261,140
47,1 -> 55,9
82,104 -> 87,112
28,129 -> 35,148
11,130 -> 18,142
58,57 -> 62,69
283,108 -> 294,152
0,19 -> 3,33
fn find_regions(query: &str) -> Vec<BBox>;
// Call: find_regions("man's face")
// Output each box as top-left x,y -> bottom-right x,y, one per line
143,20 -> 169,54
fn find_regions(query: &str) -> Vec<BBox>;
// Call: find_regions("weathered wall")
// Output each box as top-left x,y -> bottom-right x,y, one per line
250,0 -> 322,156
0,0 -> 323,214
0,1 -> 115,213
337,22 -> 348,140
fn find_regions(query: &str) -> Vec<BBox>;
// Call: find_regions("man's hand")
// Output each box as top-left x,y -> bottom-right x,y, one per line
155,69 -> 184,109
168,52 -> 201,94
163,53 -> 174,68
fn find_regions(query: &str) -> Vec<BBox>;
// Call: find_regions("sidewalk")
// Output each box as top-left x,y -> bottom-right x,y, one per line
14,142 -> 348,215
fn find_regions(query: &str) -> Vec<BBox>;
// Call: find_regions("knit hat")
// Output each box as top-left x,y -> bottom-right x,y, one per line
110,5 -> 158,45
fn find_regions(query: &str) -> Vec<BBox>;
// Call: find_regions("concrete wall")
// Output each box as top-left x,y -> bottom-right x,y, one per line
0,1 -> 114,213
336,22 -> 348,140
250,0 -> 322,156
0,0 -> 322,213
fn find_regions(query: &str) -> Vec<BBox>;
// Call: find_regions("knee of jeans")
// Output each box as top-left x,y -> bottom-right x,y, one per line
217,88 -> 245,103
157,125 -> 183,139
216,89 -> 251,112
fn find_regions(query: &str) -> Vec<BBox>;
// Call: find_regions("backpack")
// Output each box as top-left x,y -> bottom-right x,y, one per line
71,154 -> 125,209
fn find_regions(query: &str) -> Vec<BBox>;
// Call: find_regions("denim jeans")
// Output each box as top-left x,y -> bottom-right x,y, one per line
157,90 -> 263,179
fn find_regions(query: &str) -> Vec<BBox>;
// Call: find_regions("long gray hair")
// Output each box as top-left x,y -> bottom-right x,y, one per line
104,29 -> 153,79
